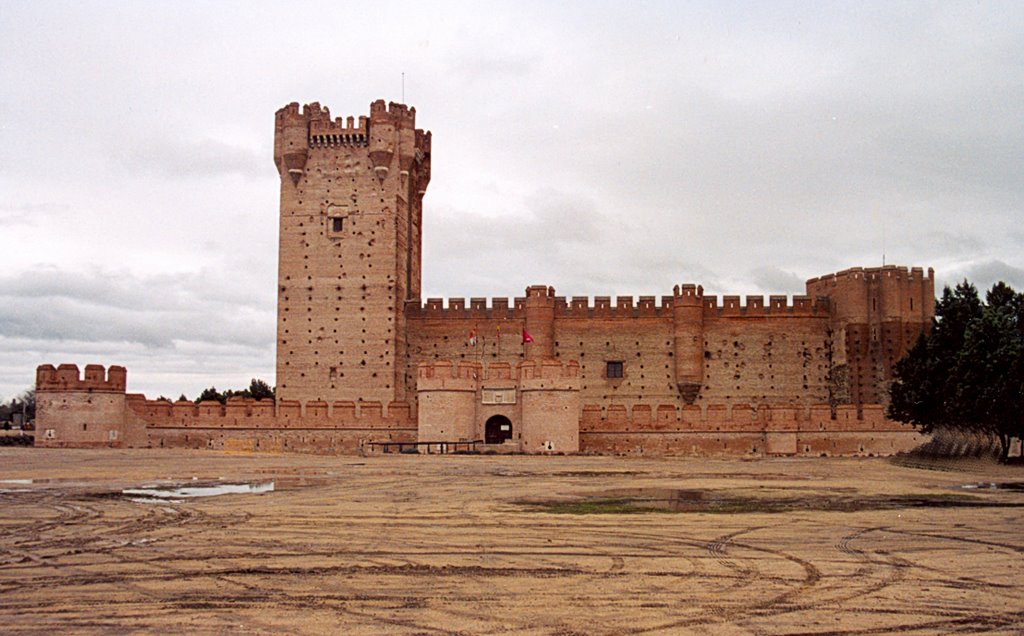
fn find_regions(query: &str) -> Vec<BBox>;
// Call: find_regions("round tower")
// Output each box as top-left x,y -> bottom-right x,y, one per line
673,284 -> 705,404
524,285 -> 555,360
273,102 -> 309,185
368,100 -> 395,179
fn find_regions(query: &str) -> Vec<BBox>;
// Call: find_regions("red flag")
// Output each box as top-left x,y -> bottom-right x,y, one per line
522,329 -> 534,344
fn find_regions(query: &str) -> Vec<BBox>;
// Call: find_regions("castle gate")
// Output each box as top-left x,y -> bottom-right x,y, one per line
484,415 -> 513,444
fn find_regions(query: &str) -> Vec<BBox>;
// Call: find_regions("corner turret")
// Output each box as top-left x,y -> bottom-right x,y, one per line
273,102 -> 310,185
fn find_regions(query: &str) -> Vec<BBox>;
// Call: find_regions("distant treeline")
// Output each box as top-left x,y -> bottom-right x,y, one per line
157,378 -> 275,404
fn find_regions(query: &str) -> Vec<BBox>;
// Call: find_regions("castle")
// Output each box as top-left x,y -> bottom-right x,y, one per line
35,99 -> 934,456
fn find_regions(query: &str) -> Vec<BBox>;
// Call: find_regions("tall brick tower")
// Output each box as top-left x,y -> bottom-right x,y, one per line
806,265 -> 934,407
273,100 -> 431,406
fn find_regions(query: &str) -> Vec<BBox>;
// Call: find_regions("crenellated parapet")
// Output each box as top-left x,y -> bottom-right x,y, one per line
36,363 -> 127,393
409,296 -> 527,320
273,99 -> 431,189
128,394 -> 414,430
807,265 -> 934,288
416,360 -> 481,393
407,290 -> 834,320
367,99 -> 431,182
806,264 -> 934,324
518,359 -> 581,392
580,402 -> 917,434
702,294 -> 830,316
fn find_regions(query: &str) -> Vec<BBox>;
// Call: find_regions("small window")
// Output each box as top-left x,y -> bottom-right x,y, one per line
606,361 -> 624,379
330,217 -> 344,232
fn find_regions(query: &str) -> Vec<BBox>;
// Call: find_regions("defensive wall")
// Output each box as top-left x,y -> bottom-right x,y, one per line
406,284 -> 836,415
578,403 -> 923,457
35,363 -> 923,457
36,364 -> 416,454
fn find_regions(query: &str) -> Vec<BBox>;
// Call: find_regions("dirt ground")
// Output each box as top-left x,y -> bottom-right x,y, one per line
1,448 -> 1022,635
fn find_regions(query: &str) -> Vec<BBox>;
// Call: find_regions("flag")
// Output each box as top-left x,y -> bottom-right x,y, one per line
468,330 -> 477,346
496,325 -> 501,339
522,329 -> 534,344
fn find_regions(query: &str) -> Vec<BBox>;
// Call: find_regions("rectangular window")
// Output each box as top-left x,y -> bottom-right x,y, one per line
331,217 -> 343,232
606,361 -> 624,379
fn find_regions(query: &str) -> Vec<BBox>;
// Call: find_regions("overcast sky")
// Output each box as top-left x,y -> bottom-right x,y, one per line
2,1 -> 1022,401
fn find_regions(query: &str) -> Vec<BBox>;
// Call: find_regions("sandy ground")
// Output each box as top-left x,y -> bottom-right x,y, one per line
0,448 -> 1022,635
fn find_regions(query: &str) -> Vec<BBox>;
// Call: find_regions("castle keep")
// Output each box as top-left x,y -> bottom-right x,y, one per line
36,99 -> 934,456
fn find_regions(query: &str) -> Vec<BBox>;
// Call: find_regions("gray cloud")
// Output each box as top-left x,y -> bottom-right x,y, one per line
1,1 -> 1022,399
941,259 -> 1024,294
0,267 -> 274,348
0,203 -> 70,227
749,267 -> 807,295
123,137 -> 263,179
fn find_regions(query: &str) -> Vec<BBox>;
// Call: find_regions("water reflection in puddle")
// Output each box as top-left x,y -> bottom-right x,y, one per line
960,482 -> 1024,491
122,481 -> 275,503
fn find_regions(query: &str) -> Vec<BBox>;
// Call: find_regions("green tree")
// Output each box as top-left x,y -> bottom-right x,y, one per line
246,378 -> 274,401
889,280 -> 1023,462
952,302 -> 1024,461
196,387 -> 225,404
195,380 -> 274,403
889,281 -> 983,434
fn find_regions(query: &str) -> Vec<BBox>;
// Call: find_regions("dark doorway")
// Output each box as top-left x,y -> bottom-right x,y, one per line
484,415 -> 513,444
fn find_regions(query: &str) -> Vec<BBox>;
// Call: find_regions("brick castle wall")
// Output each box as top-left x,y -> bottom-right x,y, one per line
36,365 -> 416,453
35,363 -> 922,457
578,403 -> 923,456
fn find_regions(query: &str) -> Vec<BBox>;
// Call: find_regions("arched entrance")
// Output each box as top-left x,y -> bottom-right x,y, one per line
484,415 -> 513,444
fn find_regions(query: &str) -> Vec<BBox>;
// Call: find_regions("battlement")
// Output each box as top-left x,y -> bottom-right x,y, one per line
409,296 -> 527,319
274,100 -> 432,154
806,265 -> 934,287
408,289 -> 836,319
369,99 -> 417,126
580,402 -> 914,433
129,394 -> 414,428
805,263 -> 936,327
702,294 -> 829,316
309,114 -> 369,147
36,363 -> 127,393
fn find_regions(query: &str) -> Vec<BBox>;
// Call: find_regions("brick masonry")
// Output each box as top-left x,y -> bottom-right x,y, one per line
36,99 -> 934,456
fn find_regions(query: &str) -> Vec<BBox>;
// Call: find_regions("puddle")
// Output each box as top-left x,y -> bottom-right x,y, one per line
520,487 -> 1024,515
960,482 -> 1024,492
552,471 -> 647,477
122,481 -> 275,502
